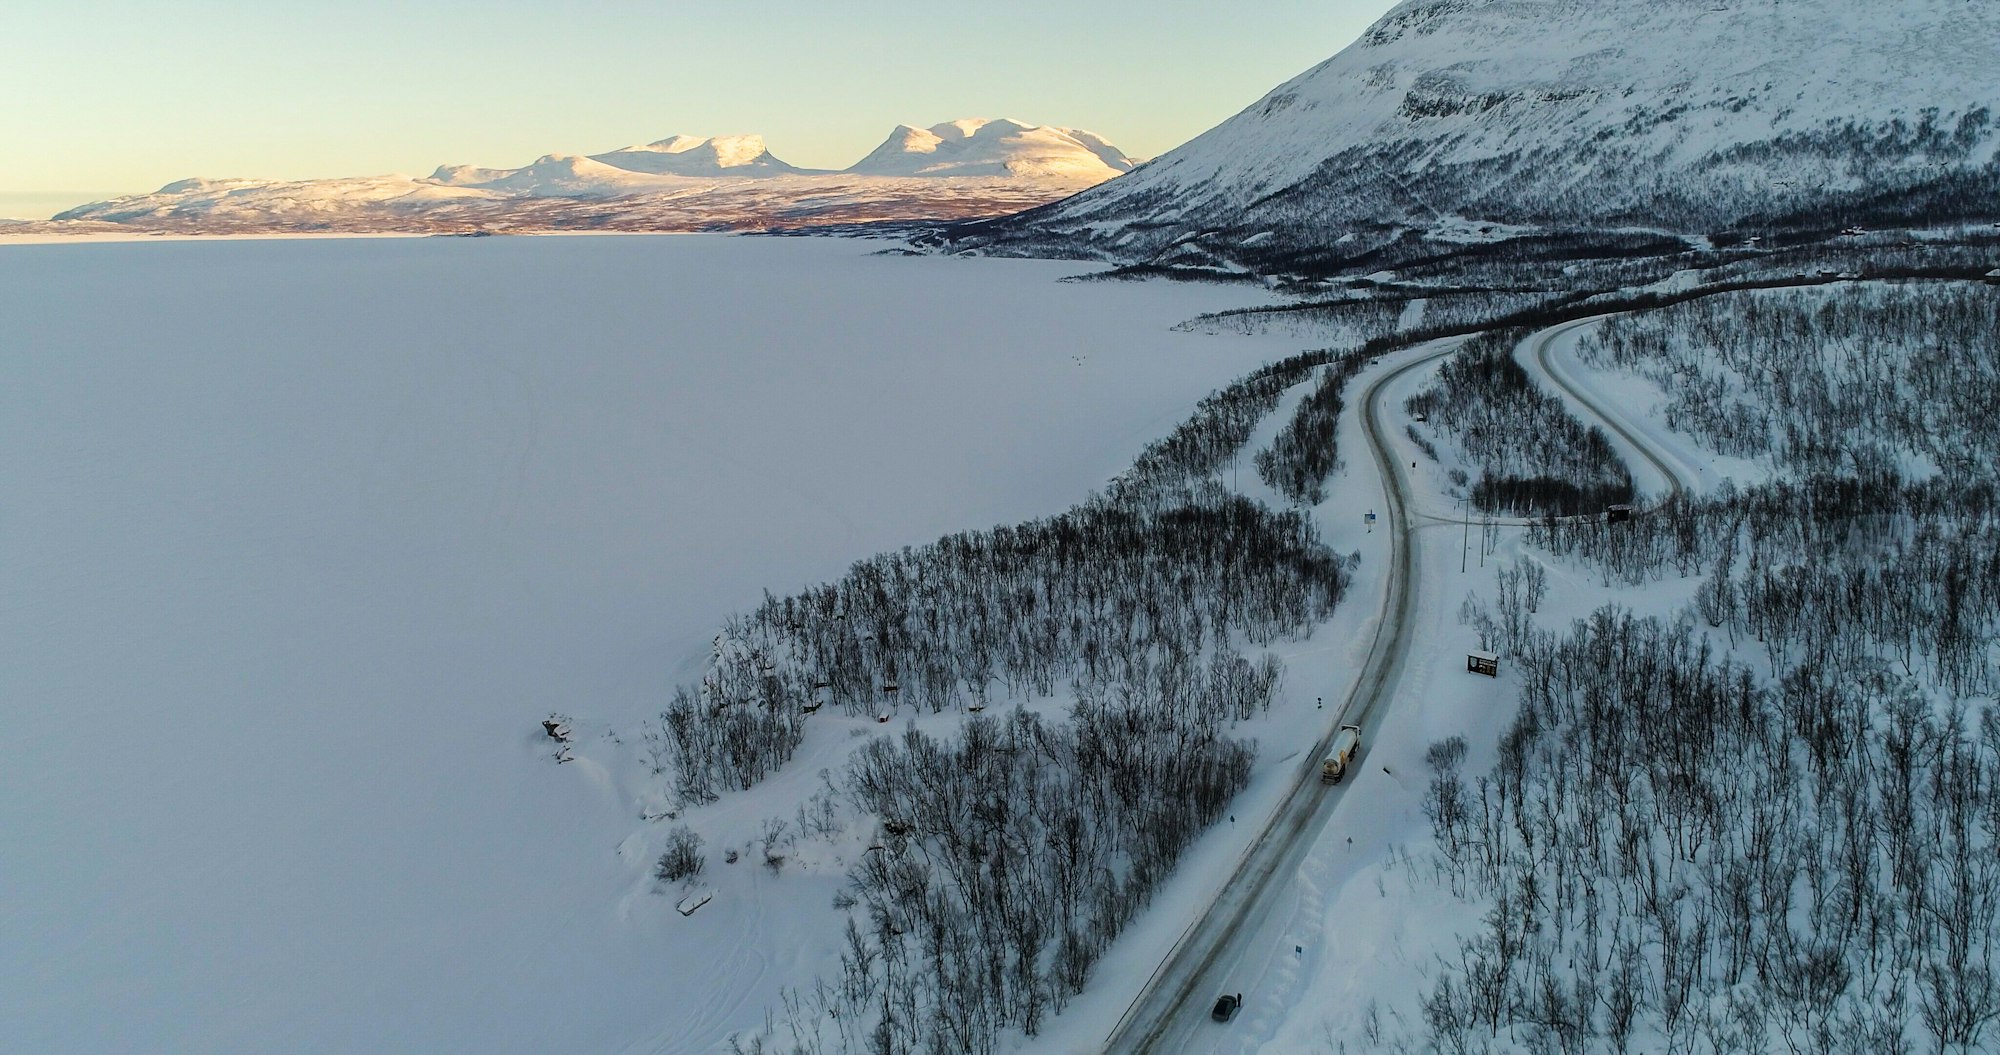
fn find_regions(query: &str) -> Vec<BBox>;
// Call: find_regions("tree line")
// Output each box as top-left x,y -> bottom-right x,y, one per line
1255,349 -> 1373,505
648,483 -> 1346,805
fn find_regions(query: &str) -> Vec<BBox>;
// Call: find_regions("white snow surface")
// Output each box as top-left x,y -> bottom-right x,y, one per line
0,235 -> 1295,1054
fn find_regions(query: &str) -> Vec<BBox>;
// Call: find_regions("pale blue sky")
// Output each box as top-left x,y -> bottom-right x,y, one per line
1,1 -> 1399,218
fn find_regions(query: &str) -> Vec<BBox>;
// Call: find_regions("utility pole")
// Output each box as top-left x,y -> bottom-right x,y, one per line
1461,493 -> 1470,574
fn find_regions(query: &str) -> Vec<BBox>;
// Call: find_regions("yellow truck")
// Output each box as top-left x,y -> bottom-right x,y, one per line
1321,724 -> 1363,784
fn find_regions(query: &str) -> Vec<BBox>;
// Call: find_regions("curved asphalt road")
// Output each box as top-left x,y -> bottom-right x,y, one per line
1102,314 -> 1699,1054
1524,315 -> 1689,510
1406,315 -> 1688,530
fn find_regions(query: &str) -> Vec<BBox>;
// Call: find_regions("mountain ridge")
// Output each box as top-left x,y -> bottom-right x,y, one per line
847,119 -> 1136,180
586,134 -> 806,177
43,119 -> 1135,234
939,0 -> 2000,276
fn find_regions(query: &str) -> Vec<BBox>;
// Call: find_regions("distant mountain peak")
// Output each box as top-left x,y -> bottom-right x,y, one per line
588,134 -> 806,177
932,117 -> 1029,140
846,118 -> 1135,179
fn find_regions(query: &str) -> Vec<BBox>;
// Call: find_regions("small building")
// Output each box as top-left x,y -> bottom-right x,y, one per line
1468,651 -> 1499,678
1606,503 -> 1634,524
1984,268 -> 2000,286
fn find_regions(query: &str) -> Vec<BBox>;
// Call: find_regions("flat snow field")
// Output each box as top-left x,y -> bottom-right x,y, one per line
0,234 -> 1291,1054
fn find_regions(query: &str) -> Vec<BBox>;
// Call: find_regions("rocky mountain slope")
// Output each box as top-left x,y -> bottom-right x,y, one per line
940,0 -> 2000,276
39,120 -> 1133,235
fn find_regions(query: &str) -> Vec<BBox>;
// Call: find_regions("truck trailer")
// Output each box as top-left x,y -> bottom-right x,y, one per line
1321,725 -> 1363,784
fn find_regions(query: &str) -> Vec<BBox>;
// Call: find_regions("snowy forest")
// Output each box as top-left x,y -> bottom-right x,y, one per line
645,341 -> 1384,1052
666,271 -> 2000,1055
1407,281 -> 2000,1054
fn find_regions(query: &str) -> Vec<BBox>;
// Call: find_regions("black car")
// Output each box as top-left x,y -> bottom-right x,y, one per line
1210,992 -> 1242,1023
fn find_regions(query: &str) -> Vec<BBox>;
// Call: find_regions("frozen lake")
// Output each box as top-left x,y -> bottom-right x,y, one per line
0,234 -> 1285,1053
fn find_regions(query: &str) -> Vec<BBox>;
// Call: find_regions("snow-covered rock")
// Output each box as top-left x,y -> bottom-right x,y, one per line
949,0 -> 2000,270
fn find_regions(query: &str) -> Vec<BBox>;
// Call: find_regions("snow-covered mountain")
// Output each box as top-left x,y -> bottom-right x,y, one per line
426,136 -> 809,192
847,118 -> 1133,180
585,134 -> 809,177
44,120 -> 1132,235
945,0 -> 2000,272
